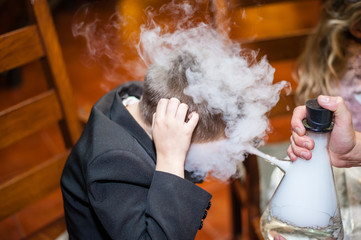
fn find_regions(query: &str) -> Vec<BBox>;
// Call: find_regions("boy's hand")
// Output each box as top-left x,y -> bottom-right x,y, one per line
152,98 -> 199,178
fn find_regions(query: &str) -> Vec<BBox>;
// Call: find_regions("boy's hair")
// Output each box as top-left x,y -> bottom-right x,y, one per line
139,52 -> 226,143
295,0 -> 361,105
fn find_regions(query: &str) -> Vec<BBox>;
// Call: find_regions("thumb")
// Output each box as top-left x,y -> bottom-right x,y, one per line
317,95 -> 353,126
317,95 -> 356,158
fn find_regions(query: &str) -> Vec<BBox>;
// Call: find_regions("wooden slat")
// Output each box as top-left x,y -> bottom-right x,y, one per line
242,30 -> 311,62
31,0 -> 82,146
0,151 -> 69,220
231,155 -> 261,240
0,25 -> 44,72
232,0 -> 317,8
0,90 -> 63,149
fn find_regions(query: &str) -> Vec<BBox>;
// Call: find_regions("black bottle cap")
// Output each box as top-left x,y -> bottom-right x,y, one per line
303,98 -> 334,132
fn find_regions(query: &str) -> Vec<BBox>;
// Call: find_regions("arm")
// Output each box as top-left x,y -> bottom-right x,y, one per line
287,95 -> 361,167
87,151 -> 211,240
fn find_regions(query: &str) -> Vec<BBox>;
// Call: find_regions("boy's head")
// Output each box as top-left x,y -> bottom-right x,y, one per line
139,52 -> 226,143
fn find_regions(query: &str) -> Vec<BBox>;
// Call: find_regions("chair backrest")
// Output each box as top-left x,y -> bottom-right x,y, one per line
0,0 -> 81,221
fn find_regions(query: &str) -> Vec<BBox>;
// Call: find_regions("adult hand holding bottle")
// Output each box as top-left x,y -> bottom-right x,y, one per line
287,95 -> 361,167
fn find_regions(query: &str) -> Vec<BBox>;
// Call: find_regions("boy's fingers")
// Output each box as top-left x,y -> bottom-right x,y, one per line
166,98 -> 181,117
186,112 -> 199,131
176,103 -> 189,122
156,98 -> 169,117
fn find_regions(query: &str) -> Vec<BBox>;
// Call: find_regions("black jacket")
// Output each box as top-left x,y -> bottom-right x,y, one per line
61,82 -> 212,240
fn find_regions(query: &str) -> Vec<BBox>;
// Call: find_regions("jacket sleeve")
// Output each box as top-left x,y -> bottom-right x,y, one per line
86,150 -> 212,240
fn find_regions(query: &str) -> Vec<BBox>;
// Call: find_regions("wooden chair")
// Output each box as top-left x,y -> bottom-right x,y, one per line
212,0 -> 322,239
0,0 -> 81,238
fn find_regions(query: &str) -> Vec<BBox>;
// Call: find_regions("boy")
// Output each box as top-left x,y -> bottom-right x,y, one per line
61,53 -> 226,239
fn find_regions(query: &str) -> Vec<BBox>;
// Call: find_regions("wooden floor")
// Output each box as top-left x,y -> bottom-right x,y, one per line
0,0 -> 319,239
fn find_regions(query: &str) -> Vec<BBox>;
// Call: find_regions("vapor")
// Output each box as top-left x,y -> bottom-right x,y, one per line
72,0 -> 289,180
138,1 -> 288,180
71,1 -> 147,87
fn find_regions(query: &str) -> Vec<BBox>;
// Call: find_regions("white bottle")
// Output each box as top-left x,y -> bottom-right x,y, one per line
260,99 -> 344,240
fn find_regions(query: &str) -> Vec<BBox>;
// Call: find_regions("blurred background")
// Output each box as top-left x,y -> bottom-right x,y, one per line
0,0 -> 321,239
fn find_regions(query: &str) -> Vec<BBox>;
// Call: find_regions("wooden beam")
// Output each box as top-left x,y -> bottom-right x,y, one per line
31,0 -> 82,146
0,25 -> 44,72
242,29 -> 311,62
0,90 -> 63,149
0,151 -> 69,220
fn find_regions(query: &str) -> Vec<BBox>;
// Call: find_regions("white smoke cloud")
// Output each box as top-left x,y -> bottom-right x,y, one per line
137,2 -> 288,180
71,1 -> 147,87
73,0 -> 289,180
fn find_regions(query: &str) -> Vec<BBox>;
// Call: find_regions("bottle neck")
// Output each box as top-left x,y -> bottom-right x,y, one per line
306,130 -> 330,142
305,130 -> 331,164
